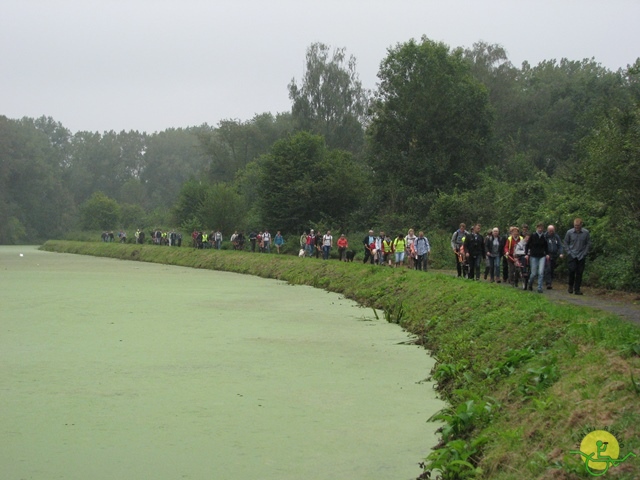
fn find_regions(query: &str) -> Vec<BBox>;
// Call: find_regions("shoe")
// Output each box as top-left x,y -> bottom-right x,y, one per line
568,287 -> 574,294
528,284 -> 533,291
574,291 -> 583,295
497,280 -> 501,284
537,288 -> 543,293
546,285 -> 552,290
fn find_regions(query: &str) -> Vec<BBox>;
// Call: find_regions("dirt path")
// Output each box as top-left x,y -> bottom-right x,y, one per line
543,285 -> 640,325
436,268 -> 640,326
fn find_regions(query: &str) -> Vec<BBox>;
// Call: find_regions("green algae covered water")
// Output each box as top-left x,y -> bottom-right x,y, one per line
1,246 -> 443,479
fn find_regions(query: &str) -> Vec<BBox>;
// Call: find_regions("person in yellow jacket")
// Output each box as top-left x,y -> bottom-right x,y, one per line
393,233 -> 406,268
382,234 -> 394,267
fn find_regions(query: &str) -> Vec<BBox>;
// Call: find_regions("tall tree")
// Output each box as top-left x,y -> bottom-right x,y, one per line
79,191 -> 121,230
172,179 -> 211,230
502,58 -> 628,174
257,131 -> 368,234
368,36 -> 494,217
66,130 -> 143,204
583,106 -> 640,224
463,42 -> 520,152
142,127 -> 208,208
288,43 -> 369,153
197,183 -> 247,234
0,116 -> 75,242
197,113 -> 292,183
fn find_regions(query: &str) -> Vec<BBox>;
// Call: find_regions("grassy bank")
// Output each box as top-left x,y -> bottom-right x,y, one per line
41,241 -> 640,479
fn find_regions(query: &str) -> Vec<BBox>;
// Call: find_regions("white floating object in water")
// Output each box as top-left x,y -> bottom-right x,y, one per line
19,253 -> 24,257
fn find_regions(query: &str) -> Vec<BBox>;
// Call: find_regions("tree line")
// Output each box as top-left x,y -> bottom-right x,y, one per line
1,38 -> 639,288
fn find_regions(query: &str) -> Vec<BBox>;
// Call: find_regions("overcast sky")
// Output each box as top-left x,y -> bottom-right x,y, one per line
2,0 -> 638,134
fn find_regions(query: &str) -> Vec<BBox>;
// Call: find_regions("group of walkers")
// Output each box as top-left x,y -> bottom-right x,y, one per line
298,229 -> 432,270
191,229 -> 224,249
299,230 -> 339,261
189,229 -> 285,253
451,218 -> 591,295
125,229 -> 182,246
113,219 -> 591,295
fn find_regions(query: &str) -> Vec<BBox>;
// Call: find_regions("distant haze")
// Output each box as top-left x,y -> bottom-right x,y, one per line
1,0 -> 638,133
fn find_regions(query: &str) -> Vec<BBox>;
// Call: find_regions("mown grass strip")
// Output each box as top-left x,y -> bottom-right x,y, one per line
41,241 -> 640,479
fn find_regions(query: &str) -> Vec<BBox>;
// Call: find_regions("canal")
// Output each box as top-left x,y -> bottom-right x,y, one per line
0,246 -> 442,479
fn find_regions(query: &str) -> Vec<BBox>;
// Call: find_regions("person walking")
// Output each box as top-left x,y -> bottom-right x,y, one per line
485,227 -> 504,283
306,230 -> 316,257
314,231 -> 323,258
504,227 -> 522,286
382,234 -> 394,267
414,231 -> 430,271
393,233 -> 406,268
337,234 -> 348,261
464,224 -> 486,281
322,230 -> 333,260
362,230 -> 376,264
274,231 -> 285,253
375,231 -> 386,266
406,228 -> 417,269
451,223 -> 468,278
483,229 -> 492,280
564,218 -> 591,295
544,225 -> 563,289
525,223 -> 549,293
262,229 -> 271,253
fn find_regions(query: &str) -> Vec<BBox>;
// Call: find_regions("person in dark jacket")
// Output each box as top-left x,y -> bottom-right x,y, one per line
314,231 -> 322,258
483,229 -> 492,280
362,230 -> 376,264
451,223 -> 469,277
485,227 -> 505,283
502,228 -> 510,282
525,223 -> 549,293
464,224 -> 486,281
564,218 -> 591,295
544,225 -> 564,289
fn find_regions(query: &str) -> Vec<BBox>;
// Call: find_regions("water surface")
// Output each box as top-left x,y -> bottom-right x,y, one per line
1,246 -> 442,479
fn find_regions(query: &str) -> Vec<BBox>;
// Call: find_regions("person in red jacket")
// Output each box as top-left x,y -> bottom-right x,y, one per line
337,234 -> 349,261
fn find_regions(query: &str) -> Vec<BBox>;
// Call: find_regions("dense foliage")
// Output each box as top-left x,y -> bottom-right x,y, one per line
2,39 -> 639,288
368,37 -> 495,219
